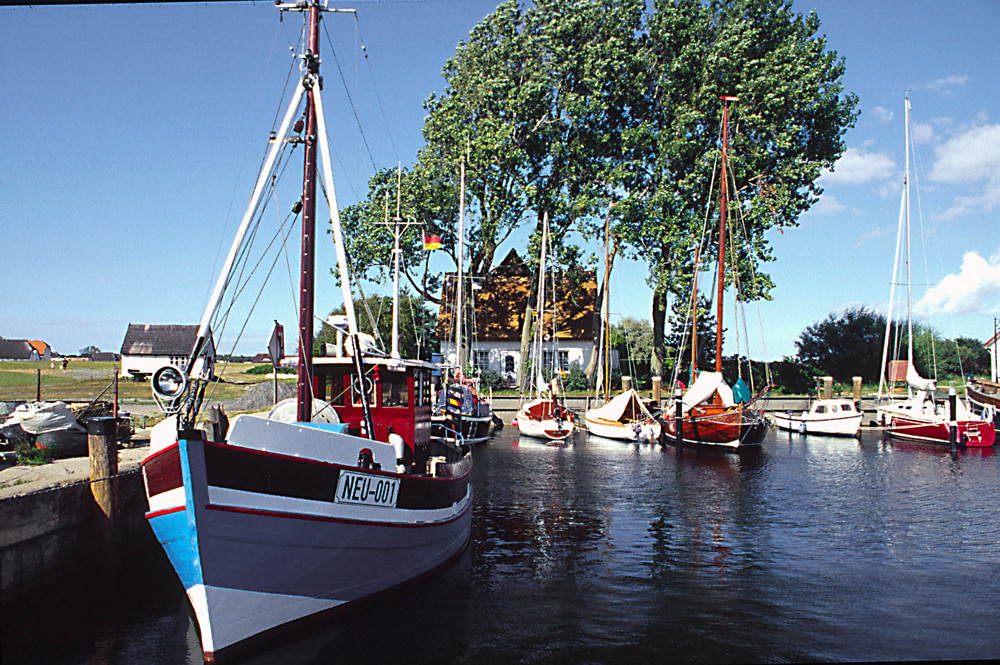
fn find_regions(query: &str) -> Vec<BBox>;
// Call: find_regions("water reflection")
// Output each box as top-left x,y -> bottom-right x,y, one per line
3,427 -> 998,664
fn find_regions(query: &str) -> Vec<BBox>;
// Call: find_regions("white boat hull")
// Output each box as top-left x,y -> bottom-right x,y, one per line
585,413 -> 661,442
770,412 -> 862,436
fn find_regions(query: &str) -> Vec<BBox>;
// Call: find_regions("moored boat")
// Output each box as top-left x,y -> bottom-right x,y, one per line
662,96 -> 769,452
769,398 -> 862,437
585,389 -> 660,442
140,3 -> 473,659
874,97 -> 995,449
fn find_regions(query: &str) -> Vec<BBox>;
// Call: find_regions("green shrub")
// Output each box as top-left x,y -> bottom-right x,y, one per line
245,364 -> 295,376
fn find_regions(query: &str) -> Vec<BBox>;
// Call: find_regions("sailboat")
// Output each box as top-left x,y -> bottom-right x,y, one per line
584,216 -> 660,442
140,4 -> 473,660
431,158 -> 496,445
875,97 -> 995,448
515,213 -> 576,440
662,96 -> 769,450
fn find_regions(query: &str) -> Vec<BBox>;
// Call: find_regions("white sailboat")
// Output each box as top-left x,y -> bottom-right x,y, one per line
875,97 -> 995,448
515,213 -> 575,440
141,4 -> 473,660
584,217 -> 660,442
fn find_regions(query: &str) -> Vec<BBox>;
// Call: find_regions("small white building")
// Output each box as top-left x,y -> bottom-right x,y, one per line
120,324 -> 214,380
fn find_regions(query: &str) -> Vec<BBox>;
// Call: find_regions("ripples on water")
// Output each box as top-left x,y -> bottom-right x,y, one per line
4,429 -> 998,664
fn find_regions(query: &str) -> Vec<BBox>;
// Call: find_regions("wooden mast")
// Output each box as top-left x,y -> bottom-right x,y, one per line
715,96 -> 737,372
296,2 -> 321,423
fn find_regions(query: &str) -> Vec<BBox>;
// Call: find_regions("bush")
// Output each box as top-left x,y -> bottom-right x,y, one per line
246,364 -> 295,376
477,368 -> 507,391
561,364 -> 591,392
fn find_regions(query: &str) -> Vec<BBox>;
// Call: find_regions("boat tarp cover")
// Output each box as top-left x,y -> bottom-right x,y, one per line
682,372 -> 734,411
8,401 -> 84,434
590,389 -> 654,423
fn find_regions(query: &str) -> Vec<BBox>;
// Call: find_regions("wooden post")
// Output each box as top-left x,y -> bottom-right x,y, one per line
674,386 -> 683,447
622,375 -> 632,392
113,368 -> 119,419
852,376 -> 862,402
652,376 -> 661,404
821,376 -> 833,400
948,388 -> 958,459
88,417 -> 119,564
36,368 -> 41,401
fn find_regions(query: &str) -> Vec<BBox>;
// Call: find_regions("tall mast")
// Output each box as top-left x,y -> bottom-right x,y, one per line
715,96 -> 737,372
455,158 -> 465,372
904,96 -> 913,369
296,2 -> 322,423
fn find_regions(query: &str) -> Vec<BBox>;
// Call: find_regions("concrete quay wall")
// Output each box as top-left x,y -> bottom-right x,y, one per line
0,469 -> 149,599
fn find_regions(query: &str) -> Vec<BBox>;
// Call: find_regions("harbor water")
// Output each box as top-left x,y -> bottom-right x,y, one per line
3,426 -> 998,664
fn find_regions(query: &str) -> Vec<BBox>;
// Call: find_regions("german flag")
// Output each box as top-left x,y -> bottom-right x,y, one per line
423,234 -> 442,250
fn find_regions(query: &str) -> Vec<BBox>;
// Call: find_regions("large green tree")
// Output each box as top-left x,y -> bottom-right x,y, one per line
637,0 -> 858,376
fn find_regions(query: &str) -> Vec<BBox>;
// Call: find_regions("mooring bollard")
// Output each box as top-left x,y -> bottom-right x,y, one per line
948,388 -> 958,457
88,416 -> 120,563
674,386 -> 683,447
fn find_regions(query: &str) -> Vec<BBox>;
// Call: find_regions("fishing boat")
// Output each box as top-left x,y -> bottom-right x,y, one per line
431,159 -> 496,445
515,213 -> 575,441
875,97 -> 995,448
140,4 -> 473,660
769,399 -> 862,437
662,96 -> 769,450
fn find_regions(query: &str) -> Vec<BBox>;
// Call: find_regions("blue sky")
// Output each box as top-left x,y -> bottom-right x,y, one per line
1,0 -> 998,364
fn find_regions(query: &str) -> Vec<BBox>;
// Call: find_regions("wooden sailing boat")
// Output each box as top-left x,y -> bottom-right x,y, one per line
140,4 -> 473,660
431,158 -> 495,445
662,96 -> 769,450
515,213 -> 575,440
584,215 -> 660,442
875,97 -> 995,448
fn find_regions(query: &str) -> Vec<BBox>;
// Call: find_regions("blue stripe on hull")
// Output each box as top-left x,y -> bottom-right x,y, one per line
147,507 -> 203,592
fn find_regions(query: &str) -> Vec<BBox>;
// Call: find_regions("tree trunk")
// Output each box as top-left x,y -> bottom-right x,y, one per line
651,288 -> 668,380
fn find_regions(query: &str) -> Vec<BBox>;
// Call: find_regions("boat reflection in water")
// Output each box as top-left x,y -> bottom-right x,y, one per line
3,427 -> 998,664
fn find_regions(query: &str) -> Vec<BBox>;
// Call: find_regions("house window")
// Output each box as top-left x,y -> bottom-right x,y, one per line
474,350 -> 490,374
545,350 -> 569,372
558,350 -> 569,372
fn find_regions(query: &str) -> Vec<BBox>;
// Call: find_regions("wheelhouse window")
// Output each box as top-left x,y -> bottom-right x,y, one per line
381,373 -> 409,408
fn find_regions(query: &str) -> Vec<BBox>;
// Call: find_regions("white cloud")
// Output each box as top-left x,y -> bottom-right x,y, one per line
924,74 -> 971,91
872,106 -> 894,123
810,193 -> 847,216
822,147 -> 895,184
914,249 -> 1000,316
912,122 -> 934,144
929,123 -> 1000,219
930,124 -> 1000,183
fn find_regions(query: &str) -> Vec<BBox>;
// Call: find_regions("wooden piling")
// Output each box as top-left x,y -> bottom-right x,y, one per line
652,376 -> 661,404
852,376 -> 862,402
622,375 -> 632,392
88,417 -> 120,563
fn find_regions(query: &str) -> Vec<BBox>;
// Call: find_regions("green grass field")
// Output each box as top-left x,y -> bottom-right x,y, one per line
0,360 -> 268,405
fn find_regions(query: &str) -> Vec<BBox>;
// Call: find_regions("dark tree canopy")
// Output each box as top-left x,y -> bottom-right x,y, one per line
795,307 -> 886,383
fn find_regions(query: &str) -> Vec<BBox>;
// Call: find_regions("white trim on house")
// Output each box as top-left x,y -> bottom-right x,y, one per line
441,340 -> 617,383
